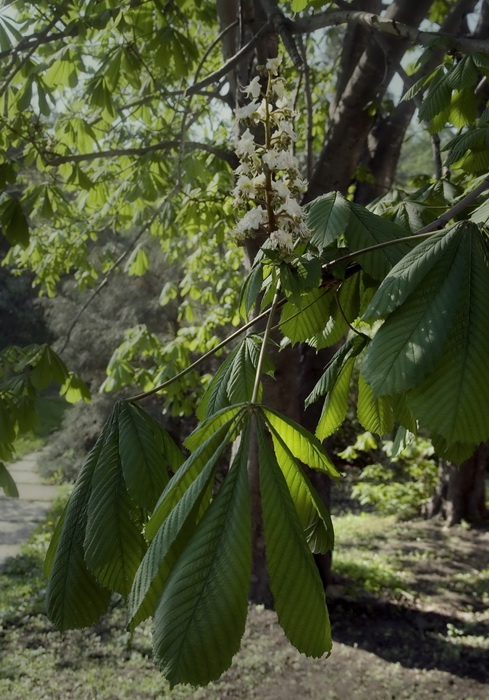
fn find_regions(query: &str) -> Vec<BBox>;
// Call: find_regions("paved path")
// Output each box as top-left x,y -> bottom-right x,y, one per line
0,451 -> 59,568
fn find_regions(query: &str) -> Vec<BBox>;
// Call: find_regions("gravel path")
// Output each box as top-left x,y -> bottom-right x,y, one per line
0,451 -> 59,568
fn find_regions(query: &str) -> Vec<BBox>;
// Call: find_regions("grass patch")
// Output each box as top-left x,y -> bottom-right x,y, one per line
333,514 -> 412,596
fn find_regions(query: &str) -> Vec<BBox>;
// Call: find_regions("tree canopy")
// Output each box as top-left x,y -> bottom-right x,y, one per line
1,0 -> 489,688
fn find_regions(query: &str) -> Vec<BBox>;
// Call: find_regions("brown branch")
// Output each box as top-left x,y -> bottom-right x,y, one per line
44,140 -> 238,168
292,9 -> 489,54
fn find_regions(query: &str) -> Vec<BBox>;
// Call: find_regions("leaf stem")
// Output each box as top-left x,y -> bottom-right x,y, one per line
251,285 -> 281,404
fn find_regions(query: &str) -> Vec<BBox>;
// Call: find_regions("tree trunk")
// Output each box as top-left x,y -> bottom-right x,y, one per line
429,445 -> 489,526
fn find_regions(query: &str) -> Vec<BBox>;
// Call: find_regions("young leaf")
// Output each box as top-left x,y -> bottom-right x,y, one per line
84,407 -> 147,597
263,407 -> 339,477
153,427 -> 252,687
258,421 -> 331,658
46,434 -> 111,630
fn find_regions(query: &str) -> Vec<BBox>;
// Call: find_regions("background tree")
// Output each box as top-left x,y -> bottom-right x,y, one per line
1,0 -> 489,687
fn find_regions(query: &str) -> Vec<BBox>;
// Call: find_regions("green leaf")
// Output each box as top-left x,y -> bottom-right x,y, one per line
227,336 -> 262,404
126,245 -> 150,276
418,69 -> 451,121
291,0 -> 309,11
449,89 -> 477,128
446,56 -> 478,90
258,421 -> 331,658
306,334 -> 367,407
128,437 -> 222,630
268,427 -> 334,554
60,372 -> 91,403
315,357 -> 355,440
0,463 -> 19,498
153,427 -> 251,687
184,404 -> 246,451
357,375 -> 394,436
263,407 -> 339,477
346,204 -> 412,280
239,262 -> 263,318
31,345 -> 69,390
362,224 -> 472,396
118,402 -> 170,511
46,434 -> 111,630
280,288 -> 331,344
406,227 -> 489,448
147,421 -> 236,541
84,407 -> 147,596
0,197 -> 29,247
306,191 -> 350,252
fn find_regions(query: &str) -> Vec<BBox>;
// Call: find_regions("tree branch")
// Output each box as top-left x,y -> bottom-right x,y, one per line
292,9 -> 489,54
44,140 -> 238,168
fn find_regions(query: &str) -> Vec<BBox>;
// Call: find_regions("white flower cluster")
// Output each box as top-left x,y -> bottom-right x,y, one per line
231,58 -> 309,255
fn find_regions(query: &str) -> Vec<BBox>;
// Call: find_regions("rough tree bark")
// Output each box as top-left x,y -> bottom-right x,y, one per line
430,445 -> 489,526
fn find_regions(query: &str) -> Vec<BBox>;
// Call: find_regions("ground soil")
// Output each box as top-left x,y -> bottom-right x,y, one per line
1,519 -> 488,699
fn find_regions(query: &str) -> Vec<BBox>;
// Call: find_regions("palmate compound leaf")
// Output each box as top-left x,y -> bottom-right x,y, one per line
83,405 -> 147,597
118,401 -> 171,511
46,432 -> 111,630
405,227 -> 489,449
257,418 -> 331,658
262,407 -> 340,478
153,425 -> 252,687
128,421 -> 238,629
266,424 -> 334,554
361,224 -> 471,397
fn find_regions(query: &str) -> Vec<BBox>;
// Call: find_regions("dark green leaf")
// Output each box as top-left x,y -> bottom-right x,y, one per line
46,434 -> 111,630
153,427 -> 251,686
0,463 -> 19,498
84,407 -> 147,596
258,421 -> 331,657
118,402 -> 170,511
